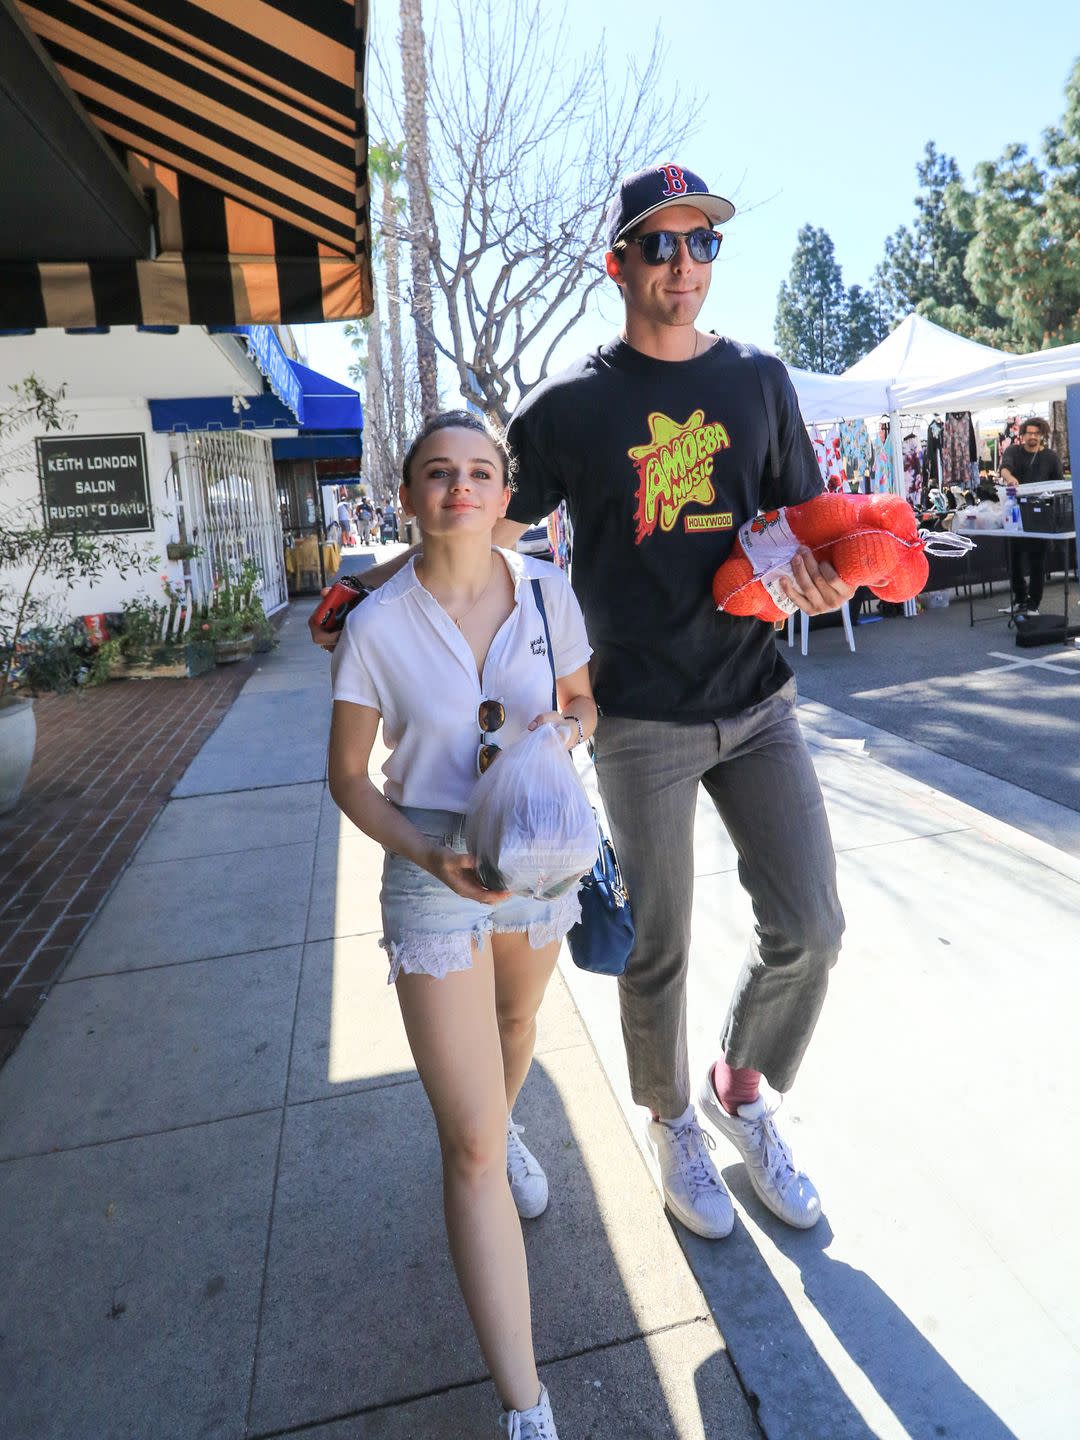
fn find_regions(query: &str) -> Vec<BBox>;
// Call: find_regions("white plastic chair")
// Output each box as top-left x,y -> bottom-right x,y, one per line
787,601 -> 856,656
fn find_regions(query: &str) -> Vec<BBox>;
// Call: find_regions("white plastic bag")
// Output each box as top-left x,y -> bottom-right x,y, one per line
465,723 -> 596,900
968,499 -> 1004,530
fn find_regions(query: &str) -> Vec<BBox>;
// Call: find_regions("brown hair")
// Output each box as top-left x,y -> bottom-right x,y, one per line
400,410 -> 516,489
1020,416 -> 1050,439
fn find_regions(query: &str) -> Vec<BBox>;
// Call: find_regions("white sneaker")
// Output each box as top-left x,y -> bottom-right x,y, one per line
698,1072 -> 821,1229
646,1104 -> 734,1239
499,1382 -> 559,1438
507,1118 -> 549,1219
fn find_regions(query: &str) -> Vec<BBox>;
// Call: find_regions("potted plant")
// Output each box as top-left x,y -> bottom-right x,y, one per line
91,577 -> 215,682
193,558 -> 267,664
199,604 -> 255,664
1,378 -> 155,813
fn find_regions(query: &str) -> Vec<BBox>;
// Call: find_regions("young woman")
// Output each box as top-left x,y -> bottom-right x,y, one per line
328,411 -> 596,1439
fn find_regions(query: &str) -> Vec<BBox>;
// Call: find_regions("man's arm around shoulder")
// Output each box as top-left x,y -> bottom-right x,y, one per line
307,546 -> 416,652
307,522 -> 530,652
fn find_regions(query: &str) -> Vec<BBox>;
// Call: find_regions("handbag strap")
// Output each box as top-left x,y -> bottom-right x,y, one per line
530,577 -> 557,711
744,343 -> 780,483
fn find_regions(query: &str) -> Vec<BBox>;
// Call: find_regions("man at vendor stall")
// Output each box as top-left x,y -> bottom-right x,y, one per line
1000,417 -> 1064,615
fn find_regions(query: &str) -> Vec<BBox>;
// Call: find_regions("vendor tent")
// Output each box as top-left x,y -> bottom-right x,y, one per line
787,314 -> 1012,424
789,312 -> 1080,424
788,313 -> 1080,523
892,339 -> 1080,413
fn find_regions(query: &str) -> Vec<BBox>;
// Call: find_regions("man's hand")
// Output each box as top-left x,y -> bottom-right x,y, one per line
307,589 -> 340,652
780,548 -> 856,615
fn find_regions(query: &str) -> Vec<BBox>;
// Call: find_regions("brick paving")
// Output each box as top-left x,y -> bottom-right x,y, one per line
0,662 -> 255,1066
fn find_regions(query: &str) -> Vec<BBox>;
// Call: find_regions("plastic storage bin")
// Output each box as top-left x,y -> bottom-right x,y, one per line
1019,489 -> 1073,532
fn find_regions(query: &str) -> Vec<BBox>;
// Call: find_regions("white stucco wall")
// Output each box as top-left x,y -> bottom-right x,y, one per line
1,397 -> 183,624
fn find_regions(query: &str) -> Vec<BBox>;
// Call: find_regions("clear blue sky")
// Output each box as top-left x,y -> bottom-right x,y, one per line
299,0 -> 1078,394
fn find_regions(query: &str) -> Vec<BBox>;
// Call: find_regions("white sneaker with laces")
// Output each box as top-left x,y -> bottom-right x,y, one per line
506,1117 -> 549,1219
698,1071 -> 821,1229
646,1103 -> 734,1239
498,1382 -> 559,1438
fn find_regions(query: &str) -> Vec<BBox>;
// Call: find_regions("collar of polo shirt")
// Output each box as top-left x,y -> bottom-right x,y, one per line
378,545 -> 529,605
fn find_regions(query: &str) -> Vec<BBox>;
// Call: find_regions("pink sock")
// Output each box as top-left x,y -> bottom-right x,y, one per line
711,1058 -> 761,1116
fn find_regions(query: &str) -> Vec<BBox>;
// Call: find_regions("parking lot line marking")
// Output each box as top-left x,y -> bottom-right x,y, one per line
987,651 -> 1080,675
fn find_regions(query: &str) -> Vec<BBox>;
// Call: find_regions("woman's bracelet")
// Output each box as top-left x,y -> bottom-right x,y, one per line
562,714 -> 585,748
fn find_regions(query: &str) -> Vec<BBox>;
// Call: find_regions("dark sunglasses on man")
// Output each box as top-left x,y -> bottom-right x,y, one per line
477,698 -> 506,776
614,227 -> 723,266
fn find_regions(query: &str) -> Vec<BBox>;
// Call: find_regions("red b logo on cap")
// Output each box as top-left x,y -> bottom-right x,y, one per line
658,165 -> 687,198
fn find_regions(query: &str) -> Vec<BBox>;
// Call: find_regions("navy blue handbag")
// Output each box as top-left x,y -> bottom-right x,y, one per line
566,810 -> 635,976
531,579 -> 635,976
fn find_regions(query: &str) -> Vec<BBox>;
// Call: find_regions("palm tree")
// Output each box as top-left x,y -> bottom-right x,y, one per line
371,140 -> 408,470
398,0 -> 438,419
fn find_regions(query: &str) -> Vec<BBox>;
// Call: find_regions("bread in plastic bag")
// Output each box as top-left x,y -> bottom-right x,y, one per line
465,723 -> 597,900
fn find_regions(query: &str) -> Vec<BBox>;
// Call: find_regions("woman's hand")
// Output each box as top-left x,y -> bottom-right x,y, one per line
528,712 -> 577,749
423,843 -> 511,904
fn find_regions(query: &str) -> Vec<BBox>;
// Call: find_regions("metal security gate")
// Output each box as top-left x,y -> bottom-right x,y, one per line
170,431 -> 288,615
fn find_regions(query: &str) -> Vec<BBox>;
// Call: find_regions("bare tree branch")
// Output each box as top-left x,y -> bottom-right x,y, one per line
416,0 -> 700,424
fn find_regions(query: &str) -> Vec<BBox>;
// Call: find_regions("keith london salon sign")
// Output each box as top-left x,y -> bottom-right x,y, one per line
37,433 -> 152,534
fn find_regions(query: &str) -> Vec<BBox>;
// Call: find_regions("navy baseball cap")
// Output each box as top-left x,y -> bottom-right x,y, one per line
605,164 -> 735,250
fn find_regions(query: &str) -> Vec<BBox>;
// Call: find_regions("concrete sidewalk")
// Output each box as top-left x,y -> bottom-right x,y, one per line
1,602 -> 1077,1438
0,607 -> 756,1440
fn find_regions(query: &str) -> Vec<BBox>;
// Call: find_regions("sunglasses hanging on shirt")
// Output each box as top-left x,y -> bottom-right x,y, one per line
476,698 -> 506,776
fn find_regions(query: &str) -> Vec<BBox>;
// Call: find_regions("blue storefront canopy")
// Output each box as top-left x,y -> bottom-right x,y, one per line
149,353 -> 362,461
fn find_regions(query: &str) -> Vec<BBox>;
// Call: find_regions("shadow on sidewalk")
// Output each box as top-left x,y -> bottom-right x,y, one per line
251,1052 -> 739,1440
690,1172 -> 1018,1440
249,918 -> 740,1438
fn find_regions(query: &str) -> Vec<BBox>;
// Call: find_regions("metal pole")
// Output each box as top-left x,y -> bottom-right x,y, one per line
1067,384 -> 1080,599
889,402 -> 918,617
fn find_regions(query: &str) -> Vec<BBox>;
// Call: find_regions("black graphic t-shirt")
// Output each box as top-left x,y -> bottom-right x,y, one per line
506,337 -> 823,721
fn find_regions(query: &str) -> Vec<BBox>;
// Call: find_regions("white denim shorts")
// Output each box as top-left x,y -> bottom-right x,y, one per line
379,806 -> 582,984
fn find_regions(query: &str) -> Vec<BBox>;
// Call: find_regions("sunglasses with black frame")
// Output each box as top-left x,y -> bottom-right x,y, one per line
614,227 -> 723,266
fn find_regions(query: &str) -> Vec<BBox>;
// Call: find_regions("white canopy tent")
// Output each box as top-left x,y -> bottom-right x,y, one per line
892,338 -> 1080,413
786,312 -> 1080,497
787,314 -> 1027,426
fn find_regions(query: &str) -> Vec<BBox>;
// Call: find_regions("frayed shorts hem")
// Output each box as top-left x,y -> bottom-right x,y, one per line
380,806 -> 584,984
381,888 -> 581,984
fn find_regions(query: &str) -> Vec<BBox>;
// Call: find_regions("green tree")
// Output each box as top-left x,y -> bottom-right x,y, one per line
775,225 -> 848,373
940,58 -> 1080,348
843,283 -> 888,365
872,142 -> 983,328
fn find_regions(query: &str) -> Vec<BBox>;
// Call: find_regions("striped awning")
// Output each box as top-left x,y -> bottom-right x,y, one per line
5,0 -> 371,326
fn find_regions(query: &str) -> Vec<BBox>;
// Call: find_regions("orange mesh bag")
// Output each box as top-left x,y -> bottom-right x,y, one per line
712,493 -> 940,623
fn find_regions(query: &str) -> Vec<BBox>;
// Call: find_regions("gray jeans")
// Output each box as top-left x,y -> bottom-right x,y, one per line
592,679 -> 844,1118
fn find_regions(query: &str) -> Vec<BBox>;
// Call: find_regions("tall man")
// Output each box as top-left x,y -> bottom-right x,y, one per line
501,165 -> 851,1240
311,164 -> 853,1241
1000,416 -> 1064,615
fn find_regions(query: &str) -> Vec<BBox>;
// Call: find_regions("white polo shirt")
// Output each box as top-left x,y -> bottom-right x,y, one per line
331,548 -> 592,812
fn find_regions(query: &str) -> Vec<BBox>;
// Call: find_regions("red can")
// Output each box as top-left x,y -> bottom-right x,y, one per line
82,614 -> 110,646
312,575 -> 370,632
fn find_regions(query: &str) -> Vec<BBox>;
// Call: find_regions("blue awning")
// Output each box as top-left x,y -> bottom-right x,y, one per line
271,432 -> 363,461
211,325 -> 304,423
287,361 -> 362,434
149,356 -> 362,459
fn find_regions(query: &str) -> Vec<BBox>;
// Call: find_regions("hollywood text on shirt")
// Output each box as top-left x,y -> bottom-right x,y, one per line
627,409 -> 732,543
